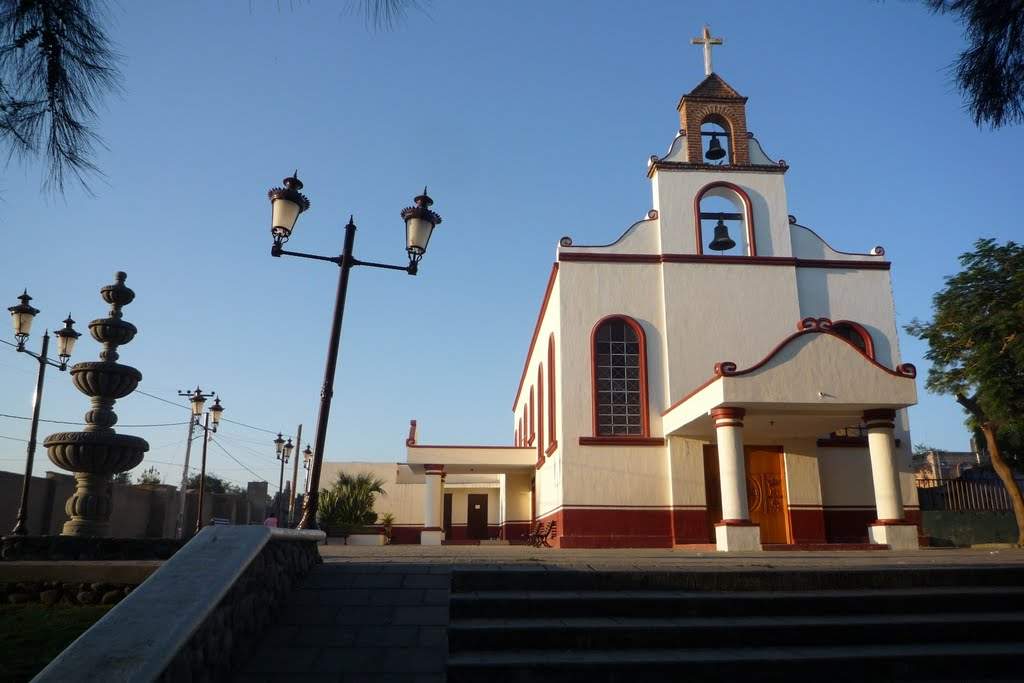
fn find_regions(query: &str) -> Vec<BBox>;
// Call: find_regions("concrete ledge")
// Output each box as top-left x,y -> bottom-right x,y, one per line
0,560 -> 160,584
870,523 -> 920,550
715,524 -> 762,552
35,526 -> 325,682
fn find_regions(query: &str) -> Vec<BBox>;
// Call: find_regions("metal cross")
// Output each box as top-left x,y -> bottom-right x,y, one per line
691,25 -> 723,76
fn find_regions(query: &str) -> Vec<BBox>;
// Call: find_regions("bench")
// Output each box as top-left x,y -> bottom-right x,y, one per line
527,520 -> 557,548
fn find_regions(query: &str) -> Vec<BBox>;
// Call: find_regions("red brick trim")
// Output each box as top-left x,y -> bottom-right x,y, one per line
832,320 -> 876,360
423,465 -> 444,475
421,526 -> 443,532
871,518 -> 915,526
545,440 -> 558,456
547,335 -> 557,452
715,519 -> 758,527
512,263 -> 559,410
590,315 -> 651,438
710,406 -> 746,421
578,436 -> 665,446
694,181 -> 757,256
559,252 -> 891,270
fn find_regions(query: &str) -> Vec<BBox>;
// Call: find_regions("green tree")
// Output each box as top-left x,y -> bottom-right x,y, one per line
137,465 -> 162,486
906,238 -> 1024,544
186,472 -> 242,495
924,1 -> 1024,128
316,471 -> 387,531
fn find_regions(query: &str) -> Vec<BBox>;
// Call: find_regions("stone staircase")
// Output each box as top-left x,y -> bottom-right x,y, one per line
447,566 -> 1024,681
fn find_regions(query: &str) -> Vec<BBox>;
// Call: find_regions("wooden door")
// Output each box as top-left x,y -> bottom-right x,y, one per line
443,493 -> 453,536
745,448 -> 790,544
702,446 -> 790,544
467,494 -> 488,540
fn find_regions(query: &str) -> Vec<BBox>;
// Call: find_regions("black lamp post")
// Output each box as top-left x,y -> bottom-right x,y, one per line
274,434 -> 293,521
267,172 -> 441,529
5,292 -> 80,535
178,387 -> 223,534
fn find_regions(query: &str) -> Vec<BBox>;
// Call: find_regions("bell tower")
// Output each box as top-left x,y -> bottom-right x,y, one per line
678,74 -> 750,166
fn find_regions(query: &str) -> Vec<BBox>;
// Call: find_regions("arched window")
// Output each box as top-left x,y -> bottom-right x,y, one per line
694,181 -> 756,257
529,388 -> 535,444
537,365 -> 545,462
547,336 -> 556,450
592,316 -> 649,437
700,118 -> 731,165
832,321 -> 875,359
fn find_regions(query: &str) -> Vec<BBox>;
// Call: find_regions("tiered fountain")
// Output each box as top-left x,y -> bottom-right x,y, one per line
44,272 -> 150,537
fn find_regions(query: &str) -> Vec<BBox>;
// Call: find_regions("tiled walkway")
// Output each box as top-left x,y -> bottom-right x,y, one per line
236,545 -> 1024,681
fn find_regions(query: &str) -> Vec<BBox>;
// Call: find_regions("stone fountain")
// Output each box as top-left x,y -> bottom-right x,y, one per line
43,272 -> 150,537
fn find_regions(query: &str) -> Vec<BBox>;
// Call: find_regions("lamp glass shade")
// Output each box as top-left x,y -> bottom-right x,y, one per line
11,310 -> 34,338
303,445 -> 313,463
271,198 -> 302,237
405,216 -> 435,256
274,434 -> 285,455
209,399 -> 224,427
190,395 -> 206,417
56,332 -> 77,359
283,440 -> 294,458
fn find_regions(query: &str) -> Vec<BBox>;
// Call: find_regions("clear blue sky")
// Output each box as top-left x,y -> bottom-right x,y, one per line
2,1 -> 1022,492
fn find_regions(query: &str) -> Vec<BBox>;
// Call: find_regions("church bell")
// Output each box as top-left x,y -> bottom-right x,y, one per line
705,133 -> 726,161
708,219 -> 736,252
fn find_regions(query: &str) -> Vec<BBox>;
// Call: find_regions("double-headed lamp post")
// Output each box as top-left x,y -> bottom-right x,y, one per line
5,291 -> 80,535
302,444 -> 313,496
177,387 -> 224,535
274,433 -> 294,521
267,172 -> 442,529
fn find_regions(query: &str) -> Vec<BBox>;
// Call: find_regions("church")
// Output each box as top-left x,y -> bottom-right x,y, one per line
327,29 -> 921,551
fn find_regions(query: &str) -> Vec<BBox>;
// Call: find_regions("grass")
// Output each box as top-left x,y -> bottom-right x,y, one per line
0,603 -> 111,682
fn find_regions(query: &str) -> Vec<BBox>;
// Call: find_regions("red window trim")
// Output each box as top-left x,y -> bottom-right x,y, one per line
547,335 -> 557,451
693,180 -> 757,256
529,387 -> 535,443
590,314 -> 651,438
831,320 -> 875,360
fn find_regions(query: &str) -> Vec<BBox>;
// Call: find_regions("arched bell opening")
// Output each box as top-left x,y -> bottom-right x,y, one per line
700,117 -> 731,165
695,182 -> 756,256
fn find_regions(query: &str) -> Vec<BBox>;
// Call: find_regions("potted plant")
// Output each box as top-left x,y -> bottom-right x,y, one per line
316,472 -> 387,544
379,512 -> 395,544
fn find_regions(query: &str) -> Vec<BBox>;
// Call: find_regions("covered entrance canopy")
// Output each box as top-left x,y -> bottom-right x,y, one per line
661,318 -> 919,551
404,421 -> 535,544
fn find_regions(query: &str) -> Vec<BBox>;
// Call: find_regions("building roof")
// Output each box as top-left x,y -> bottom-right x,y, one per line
683,73 -> 745,100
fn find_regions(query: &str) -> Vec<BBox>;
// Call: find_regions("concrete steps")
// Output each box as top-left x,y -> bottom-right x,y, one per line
447,567 -> 1024,681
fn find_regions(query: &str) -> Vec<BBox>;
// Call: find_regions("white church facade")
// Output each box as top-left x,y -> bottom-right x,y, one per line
330,44 -> 922,551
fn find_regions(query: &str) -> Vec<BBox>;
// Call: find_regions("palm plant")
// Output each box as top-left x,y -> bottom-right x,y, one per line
316,471 -> 387,535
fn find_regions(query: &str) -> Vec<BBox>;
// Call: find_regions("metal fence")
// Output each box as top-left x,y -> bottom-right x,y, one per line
916,478 -> 1017,512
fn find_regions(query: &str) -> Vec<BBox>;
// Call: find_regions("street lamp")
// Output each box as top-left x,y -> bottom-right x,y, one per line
275,434 -> 293,521
5,291 -> 80,535
302,444 -> 313,496
266,172 -> 441,529
176,387 -> 224,536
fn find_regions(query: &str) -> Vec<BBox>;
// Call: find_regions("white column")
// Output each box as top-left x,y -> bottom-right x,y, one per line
864,409 -> 918,550
421,465 -> 444,545
711,407 -> 761,551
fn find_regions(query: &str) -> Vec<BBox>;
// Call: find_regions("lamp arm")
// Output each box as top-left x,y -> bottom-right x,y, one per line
271,246 -> 342,265
353,258 -> 416,274
3,337 -> 68,370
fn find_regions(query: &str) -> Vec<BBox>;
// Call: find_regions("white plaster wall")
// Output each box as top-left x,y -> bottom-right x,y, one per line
780,438 -> 823,506
650,169 -> 792,257
789,224 -> 885,262
503,470 -> 533,522
795,267 -> 901,367
564,446 -> 671,507
561,217 -> 662,255
668,437 -> 708,507
513,272 -> 563,518
662,262 -> 802,403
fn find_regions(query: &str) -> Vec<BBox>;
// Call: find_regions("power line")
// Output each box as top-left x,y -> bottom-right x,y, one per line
221,417 -> 291,437
0,413 -> 188,428
135,389 -> 191,411
208,436 -> 277,491
0,434 -> 27,443
135,390 -> 293,439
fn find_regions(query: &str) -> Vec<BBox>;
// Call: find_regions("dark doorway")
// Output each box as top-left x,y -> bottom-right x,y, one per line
443,493 -> 453,537
467,494 -> 488,540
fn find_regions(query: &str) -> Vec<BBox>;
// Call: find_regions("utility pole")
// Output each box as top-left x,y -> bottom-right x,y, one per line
288,424 -> 302,526
175,416 -> 196,539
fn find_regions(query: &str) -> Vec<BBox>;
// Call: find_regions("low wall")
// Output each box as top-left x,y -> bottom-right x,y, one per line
34,526 -> 324,682
921,511 -> 1020,547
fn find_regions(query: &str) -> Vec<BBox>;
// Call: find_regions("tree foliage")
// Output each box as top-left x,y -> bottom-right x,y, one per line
137,465 -> 162,486
186,472 -> 243,495
906,238 -> 1024,543
317,471 -> 386,531
925,0 -> 1024,128
0,0 -> 120,192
